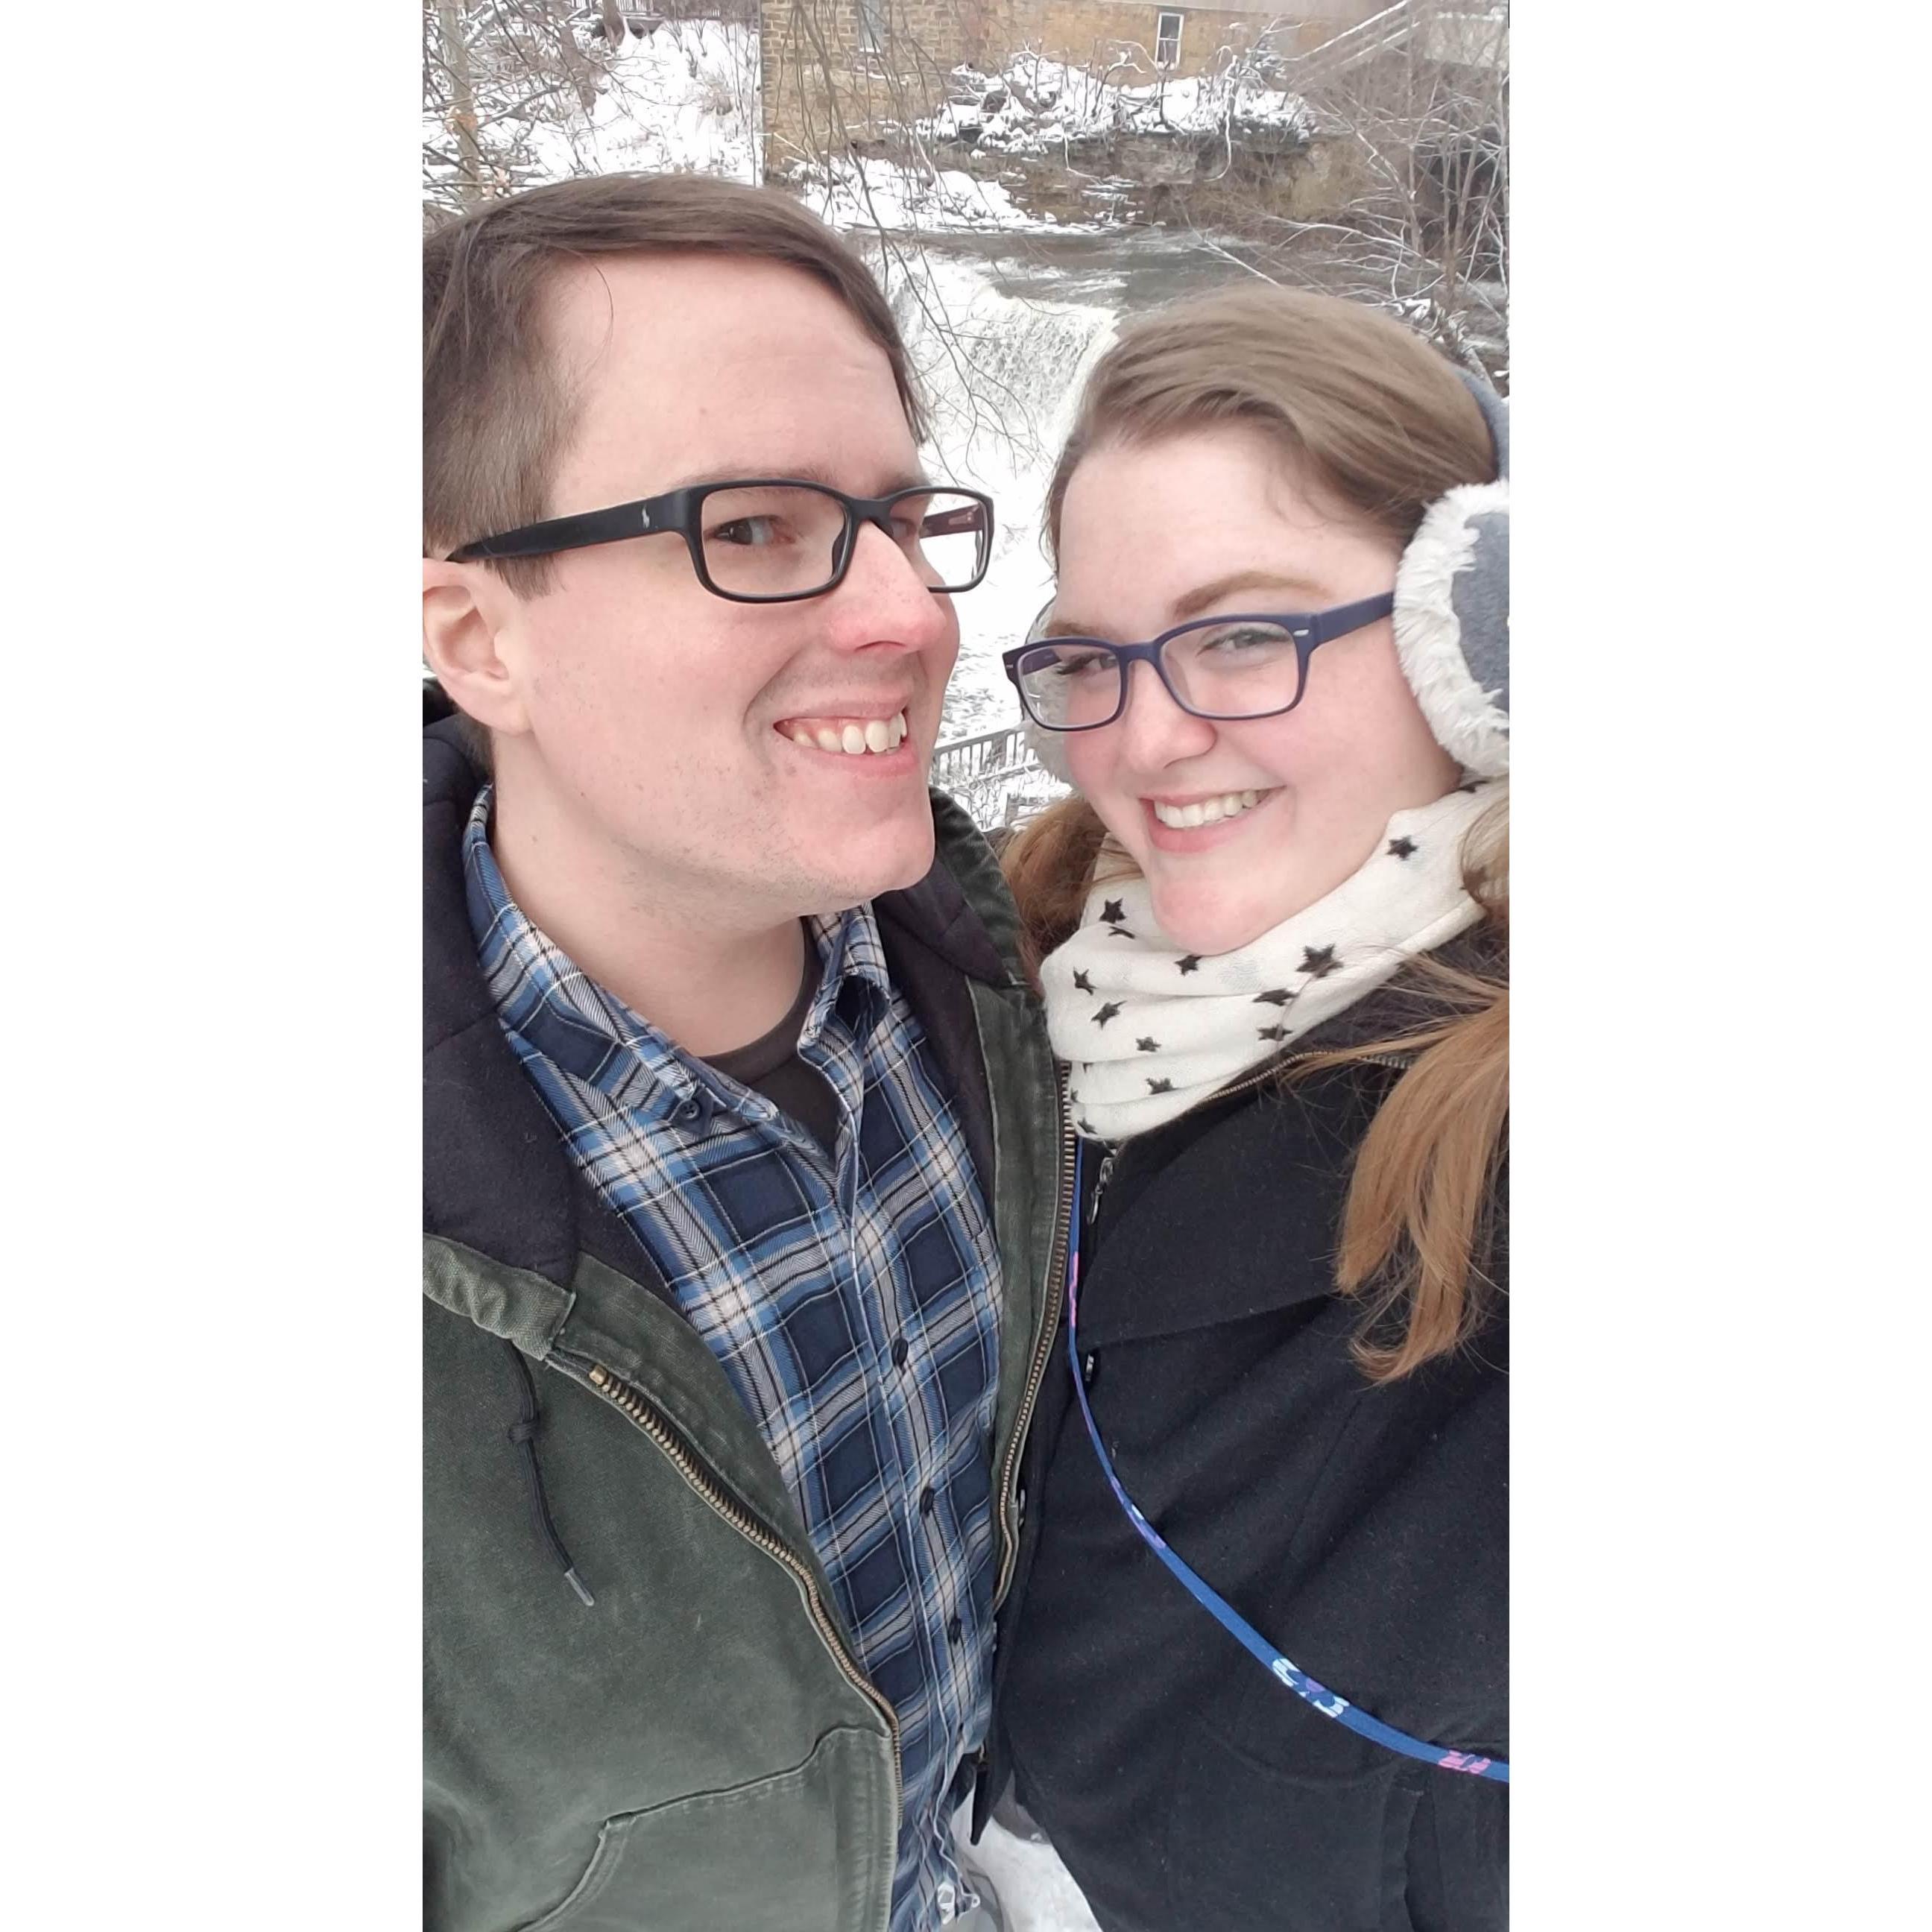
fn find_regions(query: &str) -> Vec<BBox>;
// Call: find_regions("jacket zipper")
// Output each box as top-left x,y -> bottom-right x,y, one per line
1205,1046 -> 1412,1111
992,1060 -> 1074,1609
576,1357 -> 903,1825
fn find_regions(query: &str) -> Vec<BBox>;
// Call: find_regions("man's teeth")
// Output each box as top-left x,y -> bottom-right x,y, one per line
1152,789 -> 1266,830
787,710 -> 909,757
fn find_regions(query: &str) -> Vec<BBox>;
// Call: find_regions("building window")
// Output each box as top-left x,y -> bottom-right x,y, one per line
856,0 -> 887,54
1155,9 -> 1183,69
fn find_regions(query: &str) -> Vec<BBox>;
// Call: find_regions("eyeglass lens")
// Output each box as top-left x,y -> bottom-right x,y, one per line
697,484 -> 988,597
1016,619 -> 1307,727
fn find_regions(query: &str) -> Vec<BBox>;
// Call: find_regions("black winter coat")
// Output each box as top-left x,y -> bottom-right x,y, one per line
986,1031 -> 1507,1932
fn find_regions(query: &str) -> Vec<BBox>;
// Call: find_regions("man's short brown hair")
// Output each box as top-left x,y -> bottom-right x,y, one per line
423,171 -> 929,596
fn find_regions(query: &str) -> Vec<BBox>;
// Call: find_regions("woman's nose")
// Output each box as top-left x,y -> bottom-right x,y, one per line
1116,657 -> 1217,765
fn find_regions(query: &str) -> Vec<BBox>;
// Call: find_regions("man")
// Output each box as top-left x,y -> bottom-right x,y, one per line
421,173 -> 1061,1932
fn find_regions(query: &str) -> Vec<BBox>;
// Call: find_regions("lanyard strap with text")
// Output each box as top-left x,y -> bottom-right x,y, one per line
1067,1140 -> 1509,1783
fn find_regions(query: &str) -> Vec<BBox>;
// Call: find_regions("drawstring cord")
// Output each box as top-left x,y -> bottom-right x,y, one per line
502,1342 -> 596,1608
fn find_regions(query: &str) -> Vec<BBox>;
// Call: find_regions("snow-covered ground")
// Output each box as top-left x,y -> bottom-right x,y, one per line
789,48 -> 1309,240
960,1806 -> 1103,1932
424,19 -> 760,198
523,19 -> 759,183
798,155 -> 1104,238
929,48 -> 1311,157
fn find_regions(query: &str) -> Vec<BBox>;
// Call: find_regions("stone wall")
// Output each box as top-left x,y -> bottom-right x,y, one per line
975,1 -> 1383,84
760,0 -> 982,167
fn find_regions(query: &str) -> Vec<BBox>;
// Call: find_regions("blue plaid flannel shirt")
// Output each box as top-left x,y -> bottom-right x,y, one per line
464,789 -> 1001,1932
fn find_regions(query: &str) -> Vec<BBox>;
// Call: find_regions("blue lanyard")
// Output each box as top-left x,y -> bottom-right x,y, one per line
1067,1141 -> 1509,1784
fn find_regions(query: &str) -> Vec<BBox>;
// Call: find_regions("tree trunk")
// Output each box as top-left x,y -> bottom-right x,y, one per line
437,0 -> 486,202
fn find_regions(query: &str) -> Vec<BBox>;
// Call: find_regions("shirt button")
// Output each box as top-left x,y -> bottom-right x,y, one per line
947,1614 -> 963,1645
672,1096 -> 704,1126
891,1336 -> 909,1369
920,1486 -> 937,1518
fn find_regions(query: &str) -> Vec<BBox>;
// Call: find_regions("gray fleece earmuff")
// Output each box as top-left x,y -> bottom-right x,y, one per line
1391,372 -> 1509,779
1018,370 -> 1510,784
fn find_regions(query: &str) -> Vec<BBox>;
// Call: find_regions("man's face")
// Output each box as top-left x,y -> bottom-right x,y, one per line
486,253 -> 960,929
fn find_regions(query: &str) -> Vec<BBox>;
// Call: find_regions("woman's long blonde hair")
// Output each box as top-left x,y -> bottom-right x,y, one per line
1003,285 -> 1507,1383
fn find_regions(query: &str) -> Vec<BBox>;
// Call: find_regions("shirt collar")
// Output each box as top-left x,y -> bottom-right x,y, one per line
464,785 -> 889,1108
803,896 -> 891,1051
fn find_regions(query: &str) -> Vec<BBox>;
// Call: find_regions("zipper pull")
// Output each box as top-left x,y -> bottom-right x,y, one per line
1087,1149 -> 1117,1225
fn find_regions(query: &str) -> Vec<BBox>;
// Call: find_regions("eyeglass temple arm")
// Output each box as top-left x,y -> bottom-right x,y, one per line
1305,591 -> 1396,645
451,498 -> 672,563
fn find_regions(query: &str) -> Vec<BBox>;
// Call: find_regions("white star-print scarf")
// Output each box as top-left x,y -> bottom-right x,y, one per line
1041,783 -> 1497,1140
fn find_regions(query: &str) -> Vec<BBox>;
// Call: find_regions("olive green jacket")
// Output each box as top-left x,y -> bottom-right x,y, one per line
423,707 -> 1066,1932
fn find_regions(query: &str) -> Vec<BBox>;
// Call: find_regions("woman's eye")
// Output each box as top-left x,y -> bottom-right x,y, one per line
1052,651 -> 1114,679
1204,625 -> 1291,655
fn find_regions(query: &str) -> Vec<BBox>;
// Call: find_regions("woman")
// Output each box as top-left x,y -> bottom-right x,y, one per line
982,286 -> 1509,1932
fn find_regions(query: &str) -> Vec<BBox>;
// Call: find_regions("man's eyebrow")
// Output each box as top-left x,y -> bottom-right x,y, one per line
661,462 -> 933,496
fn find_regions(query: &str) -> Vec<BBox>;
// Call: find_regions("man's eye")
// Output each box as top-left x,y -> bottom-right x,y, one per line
708,516 -> 788,548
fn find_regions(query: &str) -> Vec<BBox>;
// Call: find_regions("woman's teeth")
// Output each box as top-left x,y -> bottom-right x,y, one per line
785,710 -> 909,757
1151,789 -> 1266,830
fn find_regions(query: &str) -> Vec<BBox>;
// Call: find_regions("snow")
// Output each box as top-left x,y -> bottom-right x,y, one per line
424,19 -> 760,198
789,50 -> 1312,241
520,20 -> 760,185
960,1809 -> 1102,1932
798,157 -> 1105,237
928,50 -> 1313,158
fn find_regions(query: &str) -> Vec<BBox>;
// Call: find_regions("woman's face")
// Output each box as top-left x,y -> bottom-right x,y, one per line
1052,427 -> 1460,956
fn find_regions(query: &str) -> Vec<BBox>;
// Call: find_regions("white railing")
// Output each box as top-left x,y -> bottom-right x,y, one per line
1284,0 -> 1419,83
930,722 -> 1032,788
930,722 -> 1066,830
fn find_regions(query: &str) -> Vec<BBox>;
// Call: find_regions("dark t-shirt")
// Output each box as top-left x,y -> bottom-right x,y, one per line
702,930 -> 842,1158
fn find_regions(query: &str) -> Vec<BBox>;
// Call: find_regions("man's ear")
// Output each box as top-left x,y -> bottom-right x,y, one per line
422,558 -> 532,737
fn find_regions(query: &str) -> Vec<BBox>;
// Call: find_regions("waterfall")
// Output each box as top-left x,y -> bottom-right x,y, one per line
868,242 -> 1120,744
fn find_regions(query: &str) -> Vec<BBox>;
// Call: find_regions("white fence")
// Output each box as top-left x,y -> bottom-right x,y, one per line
929,722 -> 1067,831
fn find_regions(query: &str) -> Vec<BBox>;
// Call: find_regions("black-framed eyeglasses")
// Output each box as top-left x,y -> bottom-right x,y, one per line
449,478 -> 996,604
1002,594 -> 1396,730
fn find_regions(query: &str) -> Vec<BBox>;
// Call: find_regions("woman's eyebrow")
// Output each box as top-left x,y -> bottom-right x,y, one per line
1045,569 -> 1335,640
1169,569 -> 1330,620
1041,612 -> 1099,640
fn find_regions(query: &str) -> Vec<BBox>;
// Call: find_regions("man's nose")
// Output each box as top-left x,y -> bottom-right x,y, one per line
1115,656 -> 1217,765
823,518 -> 954,651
